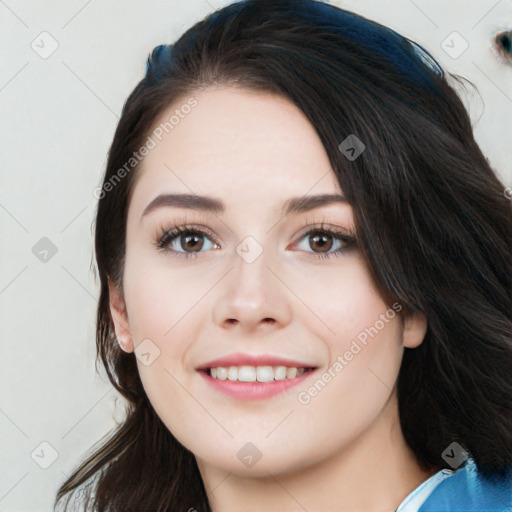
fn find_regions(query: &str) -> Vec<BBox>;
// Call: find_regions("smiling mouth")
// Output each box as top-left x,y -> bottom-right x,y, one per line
201,365 -> 316,383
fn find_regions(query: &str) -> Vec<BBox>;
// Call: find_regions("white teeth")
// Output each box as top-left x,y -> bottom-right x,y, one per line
238,366 -> 256,382
208,365 -> 308,382
274,366 -> 287,380
286,367 -> 298,379
216,367 -> 228,380
256,366 -> 274,382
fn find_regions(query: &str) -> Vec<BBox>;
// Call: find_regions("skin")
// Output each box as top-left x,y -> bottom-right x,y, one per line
109,85 -> 434,512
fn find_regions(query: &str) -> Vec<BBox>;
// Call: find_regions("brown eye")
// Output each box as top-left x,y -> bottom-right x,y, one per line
157,226 -> 218,258
308,231 -> 333,253
178,233 -> 205,252
294,226 -> 356,260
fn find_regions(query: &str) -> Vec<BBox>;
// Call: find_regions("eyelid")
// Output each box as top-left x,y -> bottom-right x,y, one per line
296,217 -> 353,237
294,214 -> 357,241
156,216 -> 221,243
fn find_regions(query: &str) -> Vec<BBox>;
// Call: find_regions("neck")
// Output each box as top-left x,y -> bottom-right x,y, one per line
197,394 -> 439,512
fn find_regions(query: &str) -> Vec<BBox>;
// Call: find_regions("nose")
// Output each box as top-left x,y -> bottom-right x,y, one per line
211,241 -> 293,334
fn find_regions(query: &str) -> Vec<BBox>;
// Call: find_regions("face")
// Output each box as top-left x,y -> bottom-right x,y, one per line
109,86 -> 426,478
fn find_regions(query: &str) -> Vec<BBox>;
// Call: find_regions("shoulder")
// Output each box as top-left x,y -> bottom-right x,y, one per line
419,458 -> 512,512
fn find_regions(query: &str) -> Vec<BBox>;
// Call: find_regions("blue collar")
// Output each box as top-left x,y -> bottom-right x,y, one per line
419,458 -> 512,511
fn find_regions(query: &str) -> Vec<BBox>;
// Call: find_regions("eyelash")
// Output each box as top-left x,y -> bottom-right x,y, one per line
154,217 -> 357,261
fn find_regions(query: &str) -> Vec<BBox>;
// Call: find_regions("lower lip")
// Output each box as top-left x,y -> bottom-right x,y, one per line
198,369 -> 316,400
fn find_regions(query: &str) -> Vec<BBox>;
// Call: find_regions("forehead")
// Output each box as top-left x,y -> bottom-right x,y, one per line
130,86 -> 343,215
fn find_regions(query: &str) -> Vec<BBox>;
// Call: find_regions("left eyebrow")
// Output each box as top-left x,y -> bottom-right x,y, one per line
140,192 -> 347,221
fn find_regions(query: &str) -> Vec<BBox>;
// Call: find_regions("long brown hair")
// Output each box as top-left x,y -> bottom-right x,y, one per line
55,1 -> 512,510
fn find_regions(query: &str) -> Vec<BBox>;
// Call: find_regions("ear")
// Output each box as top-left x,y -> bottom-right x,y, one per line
108,277 -> 134,353
402,311 -> 428,349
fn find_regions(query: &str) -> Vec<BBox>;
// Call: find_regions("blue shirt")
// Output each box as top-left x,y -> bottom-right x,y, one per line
397,458 -> 512,511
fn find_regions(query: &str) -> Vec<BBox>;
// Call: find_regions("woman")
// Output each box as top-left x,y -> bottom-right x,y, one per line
55,0 -> 512,510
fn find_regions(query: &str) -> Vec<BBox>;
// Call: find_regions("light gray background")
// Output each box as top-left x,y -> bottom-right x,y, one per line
1,1 -> 511,511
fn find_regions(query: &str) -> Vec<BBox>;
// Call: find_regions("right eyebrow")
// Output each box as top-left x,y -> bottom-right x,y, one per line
141,193 -> 224,220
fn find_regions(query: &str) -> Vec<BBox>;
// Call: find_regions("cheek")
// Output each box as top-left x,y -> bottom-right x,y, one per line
287,260 -> 404,461
122,241 -> 217,343
296,254 -> 404,403
122,255 -> 212,423
121,248 -> 219,402
296,253 -> 402,352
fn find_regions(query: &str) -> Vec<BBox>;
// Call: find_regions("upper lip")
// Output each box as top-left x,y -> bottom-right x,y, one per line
196,352 -> 317,370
